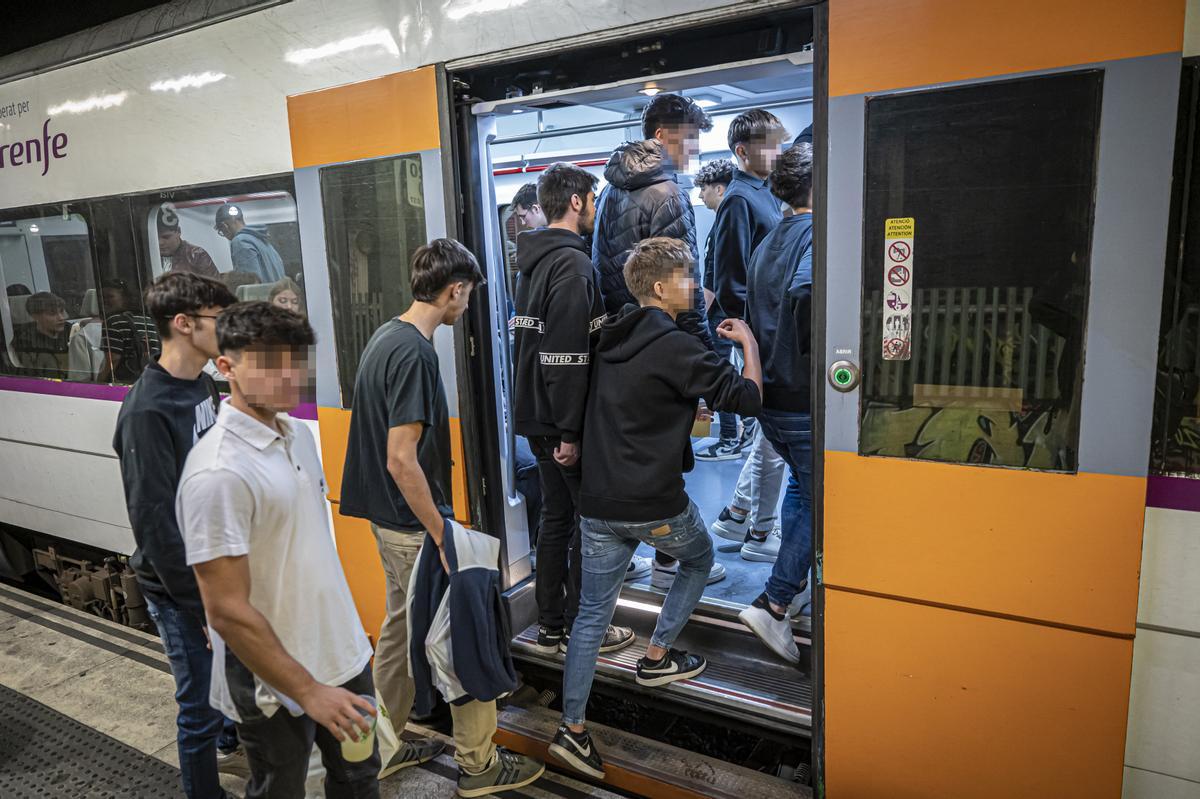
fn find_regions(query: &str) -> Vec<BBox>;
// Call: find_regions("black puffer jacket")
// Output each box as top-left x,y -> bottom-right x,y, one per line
591,140 -> 712,349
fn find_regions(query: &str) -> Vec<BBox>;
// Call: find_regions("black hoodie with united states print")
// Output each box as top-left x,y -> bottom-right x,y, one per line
513,226 -> 606,444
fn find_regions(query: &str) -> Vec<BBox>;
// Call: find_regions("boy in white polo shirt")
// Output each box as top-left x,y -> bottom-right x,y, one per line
177,302 -> 378,799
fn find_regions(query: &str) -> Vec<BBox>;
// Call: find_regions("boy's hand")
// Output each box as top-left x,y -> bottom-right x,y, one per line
297,683 -> 375,741
554,440 -> 579,467
717,318 -> 756,348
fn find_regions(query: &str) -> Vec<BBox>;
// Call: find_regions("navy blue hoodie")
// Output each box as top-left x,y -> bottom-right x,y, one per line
710,169 -> 784,322
746,212 -> 814,412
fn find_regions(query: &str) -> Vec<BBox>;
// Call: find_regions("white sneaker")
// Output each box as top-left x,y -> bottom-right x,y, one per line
740,527 -> 781,562
650,560 -> 726,590
624,555 -> 652,582
738,595 -> 800,664
709,508 -> 749,542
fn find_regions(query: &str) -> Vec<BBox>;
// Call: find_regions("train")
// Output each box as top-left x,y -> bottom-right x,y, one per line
0,1 -> 1195,797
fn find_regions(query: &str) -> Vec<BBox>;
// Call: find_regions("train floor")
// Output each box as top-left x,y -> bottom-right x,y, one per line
0,582 -> 622,799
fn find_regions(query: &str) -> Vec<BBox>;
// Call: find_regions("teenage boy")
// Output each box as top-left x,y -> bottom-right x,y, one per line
510,183 -> 547,232
340,239 -> 545,796
113,273 -> 238,799
692,159 -> 743,460
738,142 -> 817,664
513,163 -> 639,656
549,238 -> 762,779
178,303 -> 379,798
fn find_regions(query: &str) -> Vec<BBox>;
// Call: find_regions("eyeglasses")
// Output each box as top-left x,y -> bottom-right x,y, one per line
184,313 -> 222,320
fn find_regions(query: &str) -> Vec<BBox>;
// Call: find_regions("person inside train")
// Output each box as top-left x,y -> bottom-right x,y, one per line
214,203 -> 286,284
339,239 -> 546,796
112,272 -> 239,799
692,157 -> 750,461
550,237 -> 762,780
97,278 -> 162,384
737,142 -> 816,665
179,302 -> 380,799
591,91 -> 726,590
269,277 -> 303,314
513,162 -> 640,658
510,182 -> 547,232
11,290 -> 70,378
158,204 -> 220,279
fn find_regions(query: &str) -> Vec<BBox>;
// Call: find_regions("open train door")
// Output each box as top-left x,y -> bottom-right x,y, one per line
815,3 -> 1183,798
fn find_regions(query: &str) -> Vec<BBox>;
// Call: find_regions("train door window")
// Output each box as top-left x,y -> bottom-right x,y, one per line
859,71 -> 1102,471
320,154 -> 428,405
0,210 -> 102,382
1153,61 -> 1200,477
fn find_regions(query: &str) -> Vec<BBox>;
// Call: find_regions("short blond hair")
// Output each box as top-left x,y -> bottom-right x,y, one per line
623,237 -> 692,303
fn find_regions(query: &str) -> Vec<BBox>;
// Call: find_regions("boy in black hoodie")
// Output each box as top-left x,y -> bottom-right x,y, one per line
549,238 -> 762,780
513,163 -> 638,657
112,272 -> 238,799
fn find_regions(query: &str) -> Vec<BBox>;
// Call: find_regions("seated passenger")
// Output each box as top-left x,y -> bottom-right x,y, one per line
215,203 -> 286,284
269,277 -> 303,314
550,238 -> 762,780
158,205 -> 220,278
738,142 -> 816,663
12,291 -> 69,378
178,303 -> 379,799
98,279 -> 162,384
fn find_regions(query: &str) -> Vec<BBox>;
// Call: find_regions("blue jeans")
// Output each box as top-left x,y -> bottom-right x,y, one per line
758,409 -> 814,607
561,501 -> 714,726
145,594 -> 237,799
708,315 -> 738,440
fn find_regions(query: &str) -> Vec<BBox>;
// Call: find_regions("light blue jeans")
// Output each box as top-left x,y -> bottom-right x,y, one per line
731,425 -> 786,530
561,501 -> 714,726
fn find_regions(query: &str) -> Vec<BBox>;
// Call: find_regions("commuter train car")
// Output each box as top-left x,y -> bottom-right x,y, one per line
0,0 -> 1194,796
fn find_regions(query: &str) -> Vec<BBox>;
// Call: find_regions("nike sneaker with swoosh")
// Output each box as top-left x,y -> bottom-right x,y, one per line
548,724 -> 605,779
634,648 -> 707,687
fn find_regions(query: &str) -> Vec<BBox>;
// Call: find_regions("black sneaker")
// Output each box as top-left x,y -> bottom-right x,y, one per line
693,436 -> 744,461
557,624 -> 637,655
635,648 -> 707,687
548,724 -> 605,779
379,737 -> 446,778
535,626 -> 564,655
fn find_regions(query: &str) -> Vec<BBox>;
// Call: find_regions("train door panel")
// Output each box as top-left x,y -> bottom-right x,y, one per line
283,66 -> 518,642
819,7 -> 1181,796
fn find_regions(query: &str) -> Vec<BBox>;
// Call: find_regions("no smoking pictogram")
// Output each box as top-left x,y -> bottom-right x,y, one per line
888,241 -> 911,263
887,265 -> 910,286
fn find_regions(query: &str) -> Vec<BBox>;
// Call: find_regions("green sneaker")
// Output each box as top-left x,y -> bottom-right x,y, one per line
379,737 -> 446,779
456,747 -> 545,797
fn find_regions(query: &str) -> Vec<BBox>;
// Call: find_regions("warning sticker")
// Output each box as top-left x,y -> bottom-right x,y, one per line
882,217 -> 914,361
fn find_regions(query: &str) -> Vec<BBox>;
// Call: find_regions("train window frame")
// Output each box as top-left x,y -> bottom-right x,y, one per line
856,69 -> 1103,473
318,153 -> 429,407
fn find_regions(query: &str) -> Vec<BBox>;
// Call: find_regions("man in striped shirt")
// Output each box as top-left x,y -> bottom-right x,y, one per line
98,279 -> 161,384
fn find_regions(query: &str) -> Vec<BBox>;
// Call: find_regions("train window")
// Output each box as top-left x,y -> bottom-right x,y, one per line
1152,62 -> 1200,477
858,71 -> 1101,471
140,190 -> 304,311
1,213 -> 95,380
320,154 -> 428,405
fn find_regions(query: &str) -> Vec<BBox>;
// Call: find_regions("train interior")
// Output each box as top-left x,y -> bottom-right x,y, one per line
460,16 -> 816,752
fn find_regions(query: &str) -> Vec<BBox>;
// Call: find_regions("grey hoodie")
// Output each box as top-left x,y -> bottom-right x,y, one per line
231,226 -> 286,284
591,140 -> 712,349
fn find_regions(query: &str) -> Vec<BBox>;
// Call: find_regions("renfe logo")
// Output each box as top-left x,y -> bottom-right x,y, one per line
0,119 -> 68,177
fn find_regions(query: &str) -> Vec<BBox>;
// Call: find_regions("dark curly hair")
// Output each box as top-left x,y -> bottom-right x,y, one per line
146,272 -> 237,338
410,238 -> 485,302
512,183 -> 538,211
642,93 -> 713,140
217,301 -> 314,353
695,159 -> 734,189
769,142 -> 814,209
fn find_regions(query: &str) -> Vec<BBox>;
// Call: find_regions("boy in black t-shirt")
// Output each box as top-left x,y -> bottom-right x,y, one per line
341,239 -> 545,796
112,272 -> 238,799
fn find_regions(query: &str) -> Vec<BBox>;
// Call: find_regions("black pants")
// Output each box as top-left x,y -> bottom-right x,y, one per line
230,656 -> 380,799
528,434 -> 583,630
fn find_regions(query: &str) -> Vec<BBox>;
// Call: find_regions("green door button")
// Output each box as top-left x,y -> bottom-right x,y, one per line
828,359 -> 860,392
